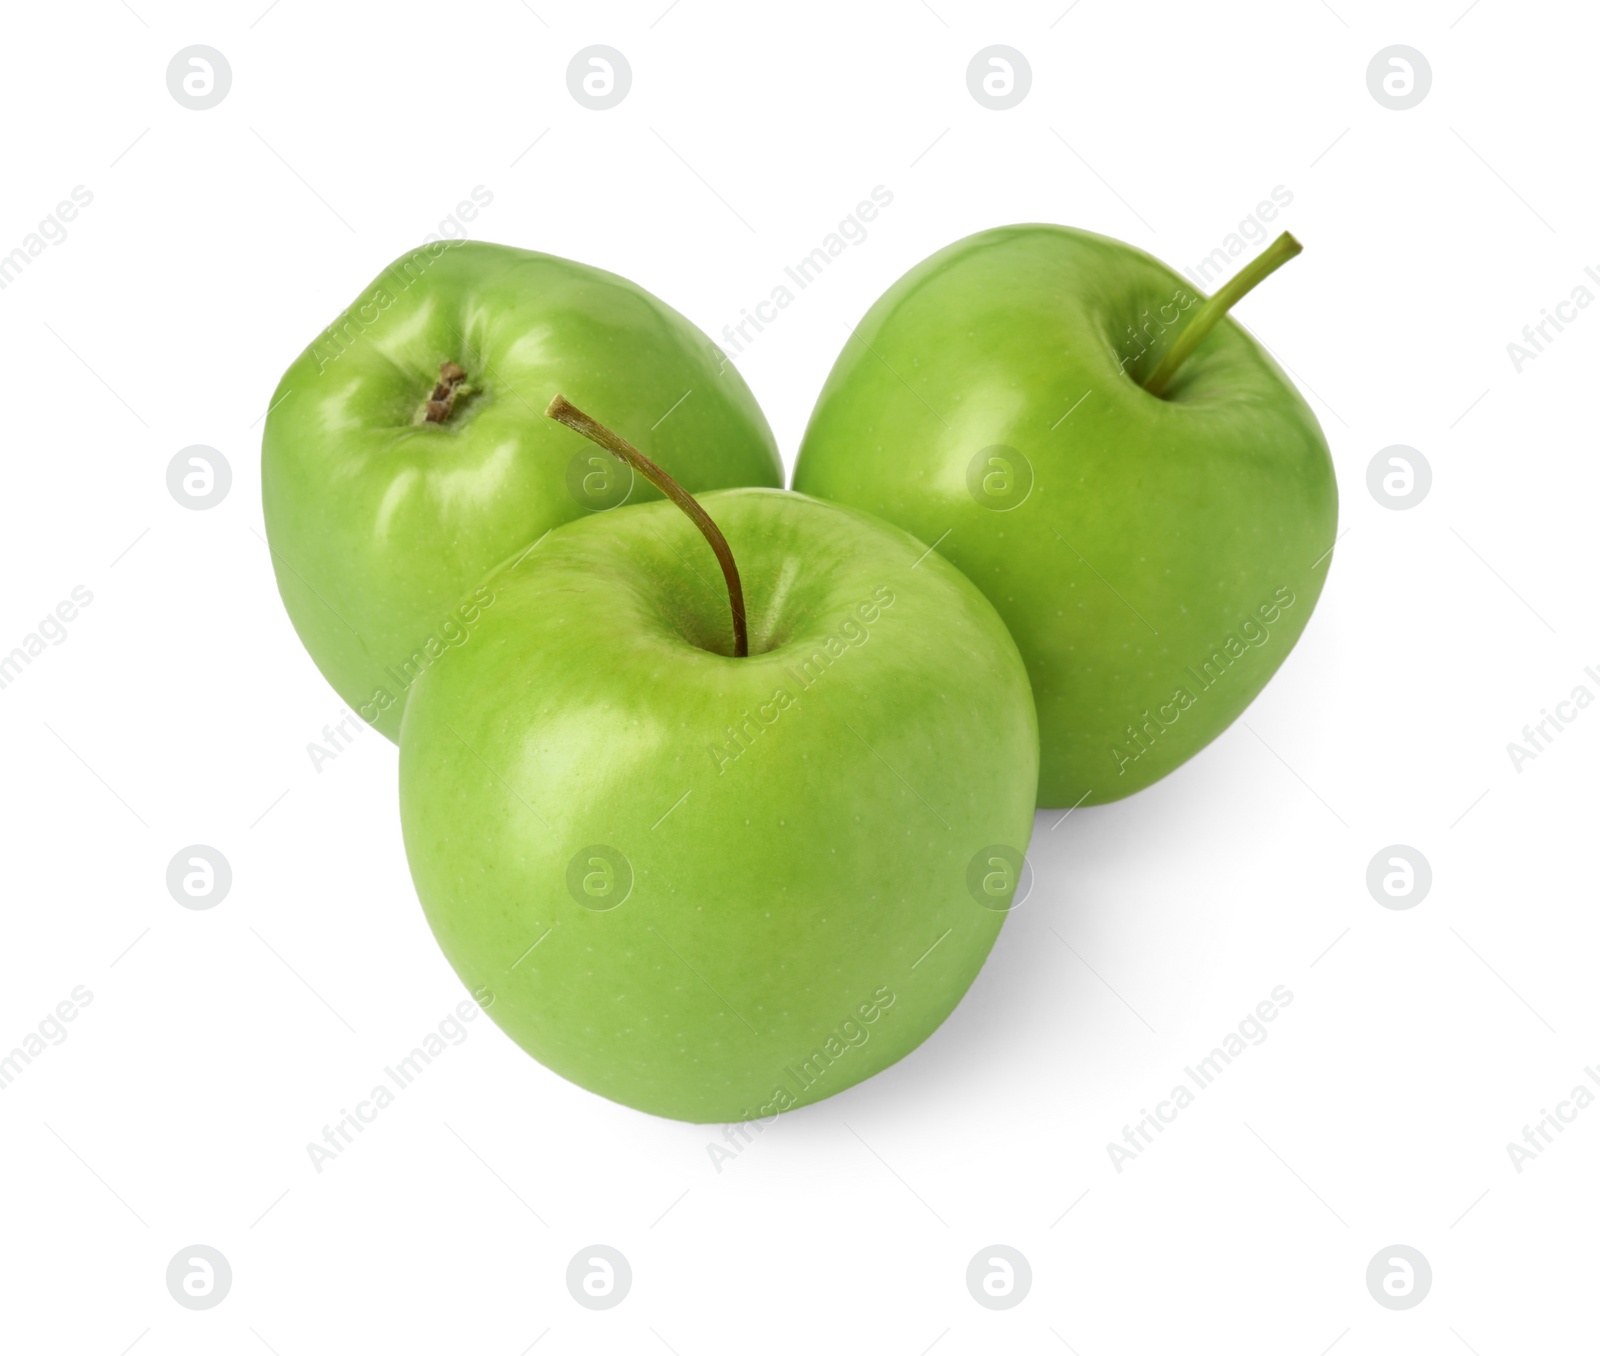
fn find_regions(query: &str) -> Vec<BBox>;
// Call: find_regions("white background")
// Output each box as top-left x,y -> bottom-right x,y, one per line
1,0 -> 1594,1351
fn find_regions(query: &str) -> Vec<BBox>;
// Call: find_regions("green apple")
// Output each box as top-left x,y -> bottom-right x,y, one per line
397,401 -> 1038,1123
793,227 -> 1338,808
261,240 -> 782,739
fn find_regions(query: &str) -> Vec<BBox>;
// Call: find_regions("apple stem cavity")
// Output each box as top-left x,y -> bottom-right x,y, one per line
1142,231 -> 1303,399
544,395 -> 750,658
418,360 -> 470,424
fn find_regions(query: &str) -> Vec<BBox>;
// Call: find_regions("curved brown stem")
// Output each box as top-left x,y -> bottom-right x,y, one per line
545,395 -> 748,658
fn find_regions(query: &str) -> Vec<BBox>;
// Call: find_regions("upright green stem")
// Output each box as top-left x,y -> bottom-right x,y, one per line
545,395 -> 749,658
1143,231 -> 1303,398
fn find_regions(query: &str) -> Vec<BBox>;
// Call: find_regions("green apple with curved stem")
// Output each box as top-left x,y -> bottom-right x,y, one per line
261,240 -> 782,739
794,227 -> 1337,807
398,399 -> 1038,1123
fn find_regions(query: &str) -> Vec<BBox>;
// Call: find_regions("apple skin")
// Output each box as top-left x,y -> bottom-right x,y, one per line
792,224 -> 1337,808
261,241 -> 782,740
397,488 -> 1038,1123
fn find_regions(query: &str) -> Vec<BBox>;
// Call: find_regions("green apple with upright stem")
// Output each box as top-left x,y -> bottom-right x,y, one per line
794,227 -> 1337,808
262,240 -> 782,739
397,398 -> 1038,1123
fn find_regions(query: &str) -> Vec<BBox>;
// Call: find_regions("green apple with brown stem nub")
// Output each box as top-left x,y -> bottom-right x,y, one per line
262,240 -> 783,739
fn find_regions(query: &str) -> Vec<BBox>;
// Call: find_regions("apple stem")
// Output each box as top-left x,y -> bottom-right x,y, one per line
544,395 -> 749,658
1142,231 -> 1303,398
419,360 -> 470,424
